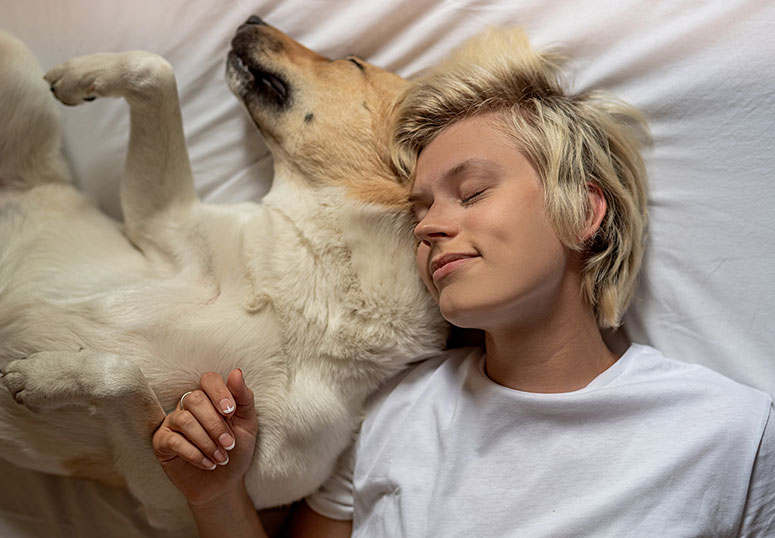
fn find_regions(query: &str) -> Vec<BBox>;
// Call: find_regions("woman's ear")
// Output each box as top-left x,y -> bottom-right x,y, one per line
582,183 -> 607,241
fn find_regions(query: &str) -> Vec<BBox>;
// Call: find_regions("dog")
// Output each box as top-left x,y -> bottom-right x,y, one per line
0,17 -> 447,529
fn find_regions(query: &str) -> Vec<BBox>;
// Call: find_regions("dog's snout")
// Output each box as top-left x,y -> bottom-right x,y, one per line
236,15 -> 268,34
245,15 -> 266,26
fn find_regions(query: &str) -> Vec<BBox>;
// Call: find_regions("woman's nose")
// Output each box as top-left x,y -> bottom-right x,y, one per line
414,206 -> 457,245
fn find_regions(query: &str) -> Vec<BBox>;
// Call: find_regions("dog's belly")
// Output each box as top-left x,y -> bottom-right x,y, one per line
0,180 -> 280,432
0,278 -> 285,484
0,182 -> 447,513
1,183 -> 161,364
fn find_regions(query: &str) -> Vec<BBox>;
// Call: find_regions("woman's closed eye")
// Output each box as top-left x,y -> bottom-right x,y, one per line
461,189 -> 487,205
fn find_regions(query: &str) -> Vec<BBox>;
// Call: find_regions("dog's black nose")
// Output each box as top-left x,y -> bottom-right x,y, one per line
245,15 -> 266,26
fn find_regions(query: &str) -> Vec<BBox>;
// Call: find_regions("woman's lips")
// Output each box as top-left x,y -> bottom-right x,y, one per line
431,253 -> 477,282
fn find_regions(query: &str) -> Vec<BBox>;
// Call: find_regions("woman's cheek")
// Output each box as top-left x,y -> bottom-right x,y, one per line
415,243 -> 438,300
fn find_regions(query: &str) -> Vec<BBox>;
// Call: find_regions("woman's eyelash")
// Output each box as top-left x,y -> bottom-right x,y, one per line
462,190 -> 485,204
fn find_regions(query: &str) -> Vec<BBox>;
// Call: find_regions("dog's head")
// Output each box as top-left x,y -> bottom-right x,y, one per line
227,17 -> 409,206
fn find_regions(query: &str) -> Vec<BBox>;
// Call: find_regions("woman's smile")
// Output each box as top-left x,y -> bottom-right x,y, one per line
431,253 -> 478,282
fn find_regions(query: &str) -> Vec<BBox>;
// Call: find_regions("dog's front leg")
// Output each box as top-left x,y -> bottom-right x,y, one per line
1,351 -> 193,529
45,52 -> 196,262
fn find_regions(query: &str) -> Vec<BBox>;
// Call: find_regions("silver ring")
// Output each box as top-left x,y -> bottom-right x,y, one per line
179,391 -> 194,410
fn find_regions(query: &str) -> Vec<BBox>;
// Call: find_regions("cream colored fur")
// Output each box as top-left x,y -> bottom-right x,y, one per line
0,21 -> 446,530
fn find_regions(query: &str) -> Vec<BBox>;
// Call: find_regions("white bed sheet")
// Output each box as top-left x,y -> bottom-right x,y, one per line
1,0 -> 773,536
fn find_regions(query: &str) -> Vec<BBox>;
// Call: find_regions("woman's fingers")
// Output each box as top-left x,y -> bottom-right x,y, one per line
226,368 -> 256,423
199,369 -> 257,441
199,371 -> 237,417
178,386 -> 234,457
169,404 -> 231,465
198,372 -> 242,450
153,420 -> 219,471
154,370 -> 255,477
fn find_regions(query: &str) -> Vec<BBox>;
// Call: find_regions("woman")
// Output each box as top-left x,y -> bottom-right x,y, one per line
152,27 -> 773,537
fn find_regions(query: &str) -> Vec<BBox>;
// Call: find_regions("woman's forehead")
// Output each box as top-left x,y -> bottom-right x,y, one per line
411,117 -> 523,194
411,157 -> 503,196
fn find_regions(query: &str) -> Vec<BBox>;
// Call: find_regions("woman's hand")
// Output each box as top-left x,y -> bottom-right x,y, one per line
152,368 -> 258,507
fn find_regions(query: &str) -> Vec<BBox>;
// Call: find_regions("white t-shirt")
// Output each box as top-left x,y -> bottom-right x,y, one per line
306,344 -> 774,537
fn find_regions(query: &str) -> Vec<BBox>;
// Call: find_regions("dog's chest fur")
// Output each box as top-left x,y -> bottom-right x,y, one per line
2,177 -> 436,395
1,178 -> 443,450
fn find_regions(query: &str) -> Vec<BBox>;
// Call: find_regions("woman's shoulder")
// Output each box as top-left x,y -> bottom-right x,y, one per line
624,344 -> 769,392
618,343 -> 772,427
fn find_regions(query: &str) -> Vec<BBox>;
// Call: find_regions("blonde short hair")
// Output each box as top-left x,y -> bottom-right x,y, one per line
392,27 -> 649,329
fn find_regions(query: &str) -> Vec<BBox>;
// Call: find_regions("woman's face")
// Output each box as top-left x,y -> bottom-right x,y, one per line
410,114 -> 573,331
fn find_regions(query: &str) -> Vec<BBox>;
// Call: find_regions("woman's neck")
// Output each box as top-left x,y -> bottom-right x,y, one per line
482,293 -> 618,394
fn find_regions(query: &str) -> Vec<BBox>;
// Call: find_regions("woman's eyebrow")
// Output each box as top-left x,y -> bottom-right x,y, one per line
443,158 -> 502,182
409,158 -> 502,202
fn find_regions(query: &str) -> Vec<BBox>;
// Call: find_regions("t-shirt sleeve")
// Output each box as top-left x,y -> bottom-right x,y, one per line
304,439 -> 356,521
304,353 -> 452,522
738,401 -> 775,537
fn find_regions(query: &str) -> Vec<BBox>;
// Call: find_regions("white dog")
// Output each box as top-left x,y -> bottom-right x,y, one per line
0,17 -> 447,529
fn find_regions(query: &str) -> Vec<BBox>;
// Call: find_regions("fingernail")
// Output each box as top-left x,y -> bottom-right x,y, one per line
202,458 -> 217,470
219,433 -> 235,451
219,398 -> 235,414
214,449 -> 229,465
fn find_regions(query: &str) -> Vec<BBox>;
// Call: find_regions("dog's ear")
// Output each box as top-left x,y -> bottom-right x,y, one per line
379,93 -> 410,186
386,92 -> 415,186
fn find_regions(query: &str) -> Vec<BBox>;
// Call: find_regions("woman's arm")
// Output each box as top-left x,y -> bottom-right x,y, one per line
188,482 -> 269,538
152,369 -> 352,537
285,501 -> 353,538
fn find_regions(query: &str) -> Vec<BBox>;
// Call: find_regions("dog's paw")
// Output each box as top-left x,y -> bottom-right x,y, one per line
44,53 -> 119,106
45,51 -> 173,106
1,352 -> 82,412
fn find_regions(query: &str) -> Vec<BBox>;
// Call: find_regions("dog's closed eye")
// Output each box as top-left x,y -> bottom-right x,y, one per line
347,58 -> 366,73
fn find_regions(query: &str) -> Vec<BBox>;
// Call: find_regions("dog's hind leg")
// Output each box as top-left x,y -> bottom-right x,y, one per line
0,31 -> 71,190
45,52 -> 197,262
1,351 -> 193,529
